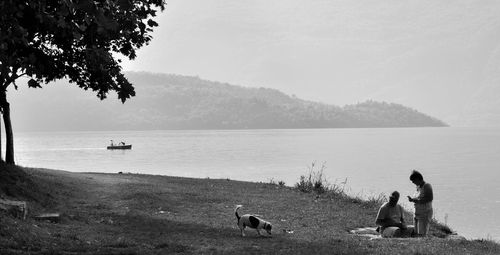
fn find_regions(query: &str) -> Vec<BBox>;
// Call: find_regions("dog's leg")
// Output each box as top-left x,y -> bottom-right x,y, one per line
239,224 -> 246,237
256,229 -> 262,236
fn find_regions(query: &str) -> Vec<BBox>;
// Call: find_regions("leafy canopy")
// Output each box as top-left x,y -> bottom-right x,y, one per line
0,0 -> 166,102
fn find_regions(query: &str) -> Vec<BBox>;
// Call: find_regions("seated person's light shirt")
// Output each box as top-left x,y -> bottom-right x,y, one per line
376,202 -> 404,236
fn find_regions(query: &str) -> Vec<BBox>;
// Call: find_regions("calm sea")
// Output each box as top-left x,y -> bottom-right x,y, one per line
12,127 -> 500,241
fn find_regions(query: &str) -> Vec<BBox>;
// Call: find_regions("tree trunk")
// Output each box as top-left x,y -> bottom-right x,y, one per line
0,87 -> 2,163
2,101 -> 14,165
0,112 -> 2,162
0,89 -> 5,164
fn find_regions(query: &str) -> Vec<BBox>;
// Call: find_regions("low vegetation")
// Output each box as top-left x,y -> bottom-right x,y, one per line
1,162 -> 499,254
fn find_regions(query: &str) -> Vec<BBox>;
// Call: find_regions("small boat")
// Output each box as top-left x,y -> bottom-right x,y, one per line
107,140 -> 132,150
107,144 -> 132,150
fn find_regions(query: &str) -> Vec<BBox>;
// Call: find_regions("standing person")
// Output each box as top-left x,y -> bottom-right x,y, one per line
407,170 -> 433,237
375,191 -> 413,237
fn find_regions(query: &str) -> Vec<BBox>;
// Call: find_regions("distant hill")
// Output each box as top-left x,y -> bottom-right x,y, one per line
121,1 -> 500,127
10,72 -> 447,131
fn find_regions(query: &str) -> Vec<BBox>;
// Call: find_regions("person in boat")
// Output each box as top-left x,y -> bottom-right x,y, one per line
407,170 -> 433,237
375,191 -> 413,238
110,140 -> 114,146
120,141 -> 125,145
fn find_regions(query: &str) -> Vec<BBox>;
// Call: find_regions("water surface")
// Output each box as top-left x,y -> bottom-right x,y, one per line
13,127 -> 500,241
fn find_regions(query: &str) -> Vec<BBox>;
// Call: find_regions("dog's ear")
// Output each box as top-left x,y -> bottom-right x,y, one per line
266,224 -> 272,231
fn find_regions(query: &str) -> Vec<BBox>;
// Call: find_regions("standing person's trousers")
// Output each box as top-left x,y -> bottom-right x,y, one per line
414,208 -> 433,236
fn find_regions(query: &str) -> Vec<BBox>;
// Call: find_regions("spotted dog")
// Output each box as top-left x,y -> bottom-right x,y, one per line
234,205 -> 272,237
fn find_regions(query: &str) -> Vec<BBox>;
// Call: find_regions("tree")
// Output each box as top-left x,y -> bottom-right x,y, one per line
0,0 -> 165,164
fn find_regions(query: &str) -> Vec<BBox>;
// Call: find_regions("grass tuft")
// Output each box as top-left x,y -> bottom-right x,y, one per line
269,178 -> 286,187
295,161 -> 329,194
294,162 -> 352,198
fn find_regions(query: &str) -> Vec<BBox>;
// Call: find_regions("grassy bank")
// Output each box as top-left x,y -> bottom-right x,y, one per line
1,163 -> 499,254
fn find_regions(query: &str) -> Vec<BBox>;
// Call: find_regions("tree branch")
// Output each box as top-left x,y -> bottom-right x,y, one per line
4,66 -> 19,90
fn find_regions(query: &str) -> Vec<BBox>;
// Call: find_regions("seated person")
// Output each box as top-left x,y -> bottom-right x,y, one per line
375,191 -> 414,238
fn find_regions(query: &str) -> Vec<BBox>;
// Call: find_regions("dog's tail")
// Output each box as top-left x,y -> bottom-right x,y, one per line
234,205 -> 242,221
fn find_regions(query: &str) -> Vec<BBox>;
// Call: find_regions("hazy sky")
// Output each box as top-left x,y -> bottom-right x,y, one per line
121,1 -> 500,126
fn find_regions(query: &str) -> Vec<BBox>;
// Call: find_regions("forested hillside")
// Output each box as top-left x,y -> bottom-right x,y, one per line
11,72 -> 447,131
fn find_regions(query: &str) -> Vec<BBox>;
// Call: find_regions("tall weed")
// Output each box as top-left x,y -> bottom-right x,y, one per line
295,161 -> 329,194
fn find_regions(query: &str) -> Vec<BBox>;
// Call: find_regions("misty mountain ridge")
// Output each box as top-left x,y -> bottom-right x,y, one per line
122,1 -> 500,127
11,72 -> 446,131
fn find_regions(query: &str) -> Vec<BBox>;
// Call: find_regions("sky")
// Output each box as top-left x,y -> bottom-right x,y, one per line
119,0 -> 500,127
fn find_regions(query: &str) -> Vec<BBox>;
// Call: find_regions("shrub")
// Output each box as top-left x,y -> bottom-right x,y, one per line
295,162 -> 329,194
269,178 -> 286,187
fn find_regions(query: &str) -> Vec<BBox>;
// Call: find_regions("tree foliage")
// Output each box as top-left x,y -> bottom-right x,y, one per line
0,0 -> 166,164
1,0 -> 165,100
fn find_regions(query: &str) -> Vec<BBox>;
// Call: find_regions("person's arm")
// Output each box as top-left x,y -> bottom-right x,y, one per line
399,205 -> 407,229
375,206 -> 389,226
